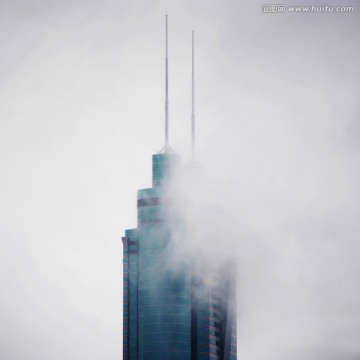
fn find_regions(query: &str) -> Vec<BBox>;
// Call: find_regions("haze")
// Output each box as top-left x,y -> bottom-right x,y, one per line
0,1 -> 359,359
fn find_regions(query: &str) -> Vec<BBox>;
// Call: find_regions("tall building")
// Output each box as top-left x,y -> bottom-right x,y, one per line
122,16 -> 236,360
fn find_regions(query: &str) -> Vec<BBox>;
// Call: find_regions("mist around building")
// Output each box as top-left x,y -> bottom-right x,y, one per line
1,2 -> 360,360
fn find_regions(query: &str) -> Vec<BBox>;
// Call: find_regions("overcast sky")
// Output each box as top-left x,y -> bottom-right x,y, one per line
1,1 -> 359,359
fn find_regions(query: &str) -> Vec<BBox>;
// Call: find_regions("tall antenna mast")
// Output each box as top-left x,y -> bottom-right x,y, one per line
165,14 -> 169,151
191,31 -> 195,161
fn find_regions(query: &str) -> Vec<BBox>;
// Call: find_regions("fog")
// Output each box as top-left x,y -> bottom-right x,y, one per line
0,0 -> 359,359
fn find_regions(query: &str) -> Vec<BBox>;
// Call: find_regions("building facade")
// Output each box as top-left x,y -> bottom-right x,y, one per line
122,153 -> 237,360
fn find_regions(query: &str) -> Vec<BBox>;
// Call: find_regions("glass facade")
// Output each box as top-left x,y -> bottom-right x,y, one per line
122,153 -> 237,360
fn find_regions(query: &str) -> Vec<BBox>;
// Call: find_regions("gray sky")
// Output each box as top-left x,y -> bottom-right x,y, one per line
1,1 -> 359,359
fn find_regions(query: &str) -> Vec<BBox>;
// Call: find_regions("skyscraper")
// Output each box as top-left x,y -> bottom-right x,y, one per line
122,16 -> 236,360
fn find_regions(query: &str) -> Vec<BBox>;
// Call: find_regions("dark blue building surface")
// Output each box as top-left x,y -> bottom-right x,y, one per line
122,153 -> 236,360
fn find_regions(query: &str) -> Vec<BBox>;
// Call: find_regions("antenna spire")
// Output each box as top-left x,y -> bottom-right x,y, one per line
191,31 -> 195,161
165,14 -> 169,151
